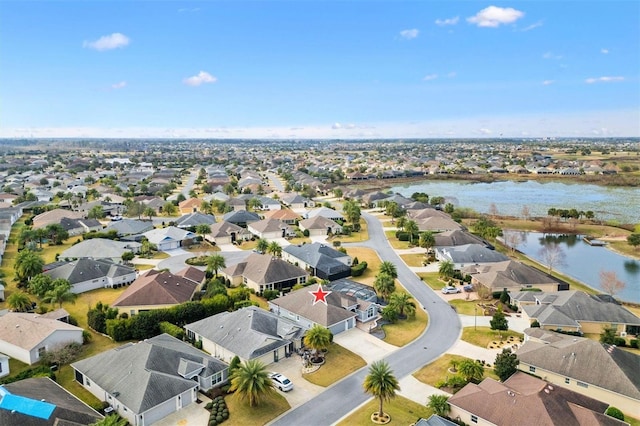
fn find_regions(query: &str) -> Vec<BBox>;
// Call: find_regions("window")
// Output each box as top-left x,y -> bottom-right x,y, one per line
529,366 -> 536,373
471,415 -> 478,423
38,347 -> 46,358
565,378 -> 570,384
300,276 -> 307,284
577,381 -> 588,388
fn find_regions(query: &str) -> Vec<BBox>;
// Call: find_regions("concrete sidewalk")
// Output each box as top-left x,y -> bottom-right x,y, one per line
332,328 -> 399,364
397,375 -> 451,405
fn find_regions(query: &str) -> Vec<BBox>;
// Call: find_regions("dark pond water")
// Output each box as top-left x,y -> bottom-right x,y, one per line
512,232 -> 639,303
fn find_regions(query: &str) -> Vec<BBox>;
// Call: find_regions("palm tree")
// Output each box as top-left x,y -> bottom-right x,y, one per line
378,261 -> 398,279
458,359 -> 484,383
374,273 -> 396,302
267,241 -> 282,257
14,250 -> 44,283
143,207 -> 156,221
396,216 -> 407,231
256,238 -> 269,254
229,359 -> 274,407
363,360 -> 400,421
404,219 -> 419,244
7,291 -> 33,312
303,325 -> 332,362
427,394 -> 450,417
206,254 -> 226,277
195,224 -> 211,240
42,279 -> 77,308
438,260 -> 455,280
419,231 -> 435,251
90,414 -> 128,426
389,292 -> 416,318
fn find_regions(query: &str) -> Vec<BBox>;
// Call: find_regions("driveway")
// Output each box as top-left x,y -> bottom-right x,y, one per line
152,394 -> 211,426
268,355 -> 325,409
332,328 -> 398,363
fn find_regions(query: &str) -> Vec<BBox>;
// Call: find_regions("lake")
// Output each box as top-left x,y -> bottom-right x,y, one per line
512,232 -> 640,303
391,180 -> 640,224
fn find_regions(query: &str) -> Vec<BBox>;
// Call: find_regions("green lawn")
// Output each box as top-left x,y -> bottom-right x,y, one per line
413,353 -> 500,388
450,299 -> 484,316
417,272 -> 446,290
337,395 -> 434,426
333,220 -> 369,243
382,304 -> 428,347
344,247 -> 381,286
399,253 -> 426,267
225,390 -> 290,426
303,343 -> 366,387
384,231 -> 411,249
461,327 -> 523,349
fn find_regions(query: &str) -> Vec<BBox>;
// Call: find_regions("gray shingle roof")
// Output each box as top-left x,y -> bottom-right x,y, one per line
44,258 -> 135,285
71,334 -> 227,414
112,270 -> 198,307
436,244 -> 508,264
185,306 -> 303,360
517,331 -> 640,400
270,284 -> 356,327
223,253 -> 308,285
105,219 -> 154,236
60,238 -> 141,260
174,212 -> 216,228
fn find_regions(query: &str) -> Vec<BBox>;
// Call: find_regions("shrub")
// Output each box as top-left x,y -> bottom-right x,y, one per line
530,320 -> 541,328
613,337 -> 626,347
605,407 -> 624,421
351,261 -> 368,277
332,240 -> 341,247
0,365 -> 54,384
159,321 -> 186,340
262,289 -> 280,301
302,229 -> 310,237
630,339 -> 639,349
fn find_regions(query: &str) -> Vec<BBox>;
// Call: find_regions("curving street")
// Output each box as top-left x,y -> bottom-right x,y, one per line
270,211 -> 461,426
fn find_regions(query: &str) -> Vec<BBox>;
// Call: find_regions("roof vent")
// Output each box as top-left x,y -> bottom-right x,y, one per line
507,391 -> 515,397
544,389 -> 549,394
548,385 -> 554,391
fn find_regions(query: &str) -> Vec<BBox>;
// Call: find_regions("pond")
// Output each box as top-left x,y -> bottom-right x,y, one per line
391,180 -> 640,224
512,232 -> 640,303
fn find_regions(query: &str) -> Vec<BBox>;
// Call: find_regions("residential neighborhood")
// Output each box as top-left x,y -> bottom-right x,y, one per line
0,138 -> 638,425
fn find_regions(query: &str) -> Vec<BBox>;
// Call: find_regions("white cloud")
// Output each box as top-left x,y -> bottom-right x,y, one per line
601,48 -> 609,54
478,128 -> 492,135
423,74 -> 438,81
111,81 -> 127,89
467,6 -> 524,28
542,80 -> 555,86
521,21 -> 543,31
542,51 -> 563,60
585,76 -> 624,84
83,33 -> 130,51
183,71 -> 217,86
332,123 -> 342,129
435,16 -> 459,26
399,29 -> 419,40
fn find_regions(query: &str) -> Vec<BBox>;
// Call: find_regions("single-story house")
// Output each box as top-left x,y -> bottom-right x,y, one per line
262,208 -> 302,225
72,334 -> 228,426
222,210 -> 261,228
434,230 -> 493,249
0,312 -> 84,365
178,197 -> 202,214
59,238 -> 141,263
282,242 -> 352,281
248,218 -> 296,240
0,377 -> 103,425
59,217 -> 103,236
0,353 -> 8,378
268,284 -> 359,335
298,216 -> 343,236
206,221 -> 253,245
112,269 -> 201,316
464,260 -> 564,293
44,258 -> 137,293
174,212 -> 216,229
143,226 -> 197,251
435,244 -> 509,270
448,371 -> 625,426
303,207 -> 344,222
185,306 -> 305,366
280,193 -> 313,210
32,209 -> 84,230
517,328 -> 640,414
220,253 -> 309,294
513,290 -> 640,335
104,218 -> 154,236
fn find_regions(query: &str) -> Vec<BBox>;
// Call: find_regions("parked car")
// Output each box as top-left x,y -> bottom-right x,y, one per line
463,284 -> 474,292
442,286 -> 461,294
269,372 -> 294,392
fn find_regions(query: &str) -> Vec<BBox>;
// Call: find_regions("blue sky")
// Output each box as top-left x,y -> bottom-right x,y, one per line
1,1 -> 639,139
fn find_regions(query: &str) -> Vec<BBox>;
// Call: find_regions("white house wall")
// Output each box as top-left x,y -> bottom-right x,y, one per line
0,340 -> 32,365
36,330 -> 84,363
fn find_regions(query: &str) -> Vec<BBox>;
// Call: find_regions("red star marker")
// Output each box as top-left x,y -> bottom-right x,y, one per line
309,284 -> 332,305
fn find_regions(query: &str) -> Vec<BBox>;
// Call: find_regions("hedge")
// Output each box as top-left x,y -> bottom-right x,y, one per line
351,261 -> 368,277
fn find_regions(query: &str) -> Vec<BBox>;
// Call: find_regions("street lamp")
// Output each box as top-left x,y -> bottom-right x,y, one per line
474,305 -> 477,330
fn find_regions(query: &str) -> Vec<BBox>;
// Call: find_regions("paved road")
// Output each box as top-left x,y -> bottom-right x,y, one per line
270,212 -> 461,426
181,168 -> 198,197
266,171 -> 285,192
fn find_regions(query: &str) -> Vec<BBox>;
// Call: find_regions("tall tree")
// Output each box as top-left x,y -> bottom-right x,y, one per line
162,201 -> 177,216
14,250 -> 44,283
373,273 -> 395,301
228,359 -> 274,407
206,254 -> 226,277
419,231 -> 435,251
42,279 -> 77,308
256,238 -> 269,254
378,261 -> 398,279
494,348 -> 519,382
438,260 -> 455,280
195,224 -> 212,240
490,307 -> 509,331
303,325 -> 332,362
342,199 -> 361,224
28,273 -> 54,298
404,220 -> 419,244
363,360 -> 400,421
7,291 -> 33,312
88,205 -> 105,219
599,269 -> 626,297
143,206 -> 156,220
389,292 -> 416,318
427,394 -> 450,417
267,241 -> 282,257
627,233 -> 640,250
538,243 -> 566,274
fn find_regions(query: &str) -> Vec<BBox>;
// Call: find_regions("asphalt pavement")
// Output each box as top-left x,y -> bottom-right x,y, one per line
269,211 -> 462,426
